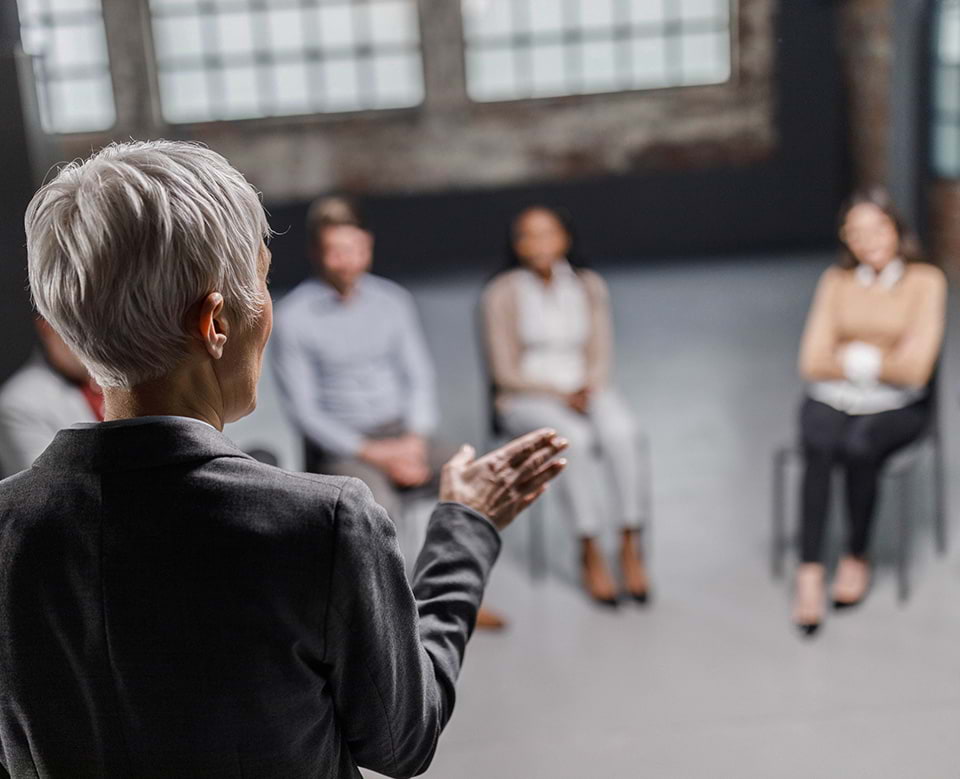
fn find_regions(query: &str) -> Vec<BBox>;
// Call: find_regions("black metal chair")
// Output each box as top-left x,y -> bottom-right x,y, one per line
771,400 -> 947,603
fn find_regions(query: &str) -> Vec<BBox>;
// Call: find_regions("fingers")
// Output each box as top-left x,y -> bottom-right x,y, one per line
489,457 -> 566,517
443,444 -> 476,472
513,457 -> 566,497
512,438 -> 569,482
497,428 -> 563,468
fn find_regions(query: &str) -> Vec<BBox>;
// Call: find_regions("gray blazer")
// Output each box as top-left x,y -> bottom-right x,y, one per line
0,417 -> 500,778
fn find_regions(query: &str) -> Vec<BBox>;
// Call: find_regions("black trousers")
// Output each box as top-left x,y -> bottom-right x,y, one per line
799,397 -> 930,564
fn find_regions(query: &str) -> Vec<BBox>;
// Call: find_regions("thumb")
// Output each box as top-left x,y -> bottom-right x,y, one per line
445,443 -> 476,470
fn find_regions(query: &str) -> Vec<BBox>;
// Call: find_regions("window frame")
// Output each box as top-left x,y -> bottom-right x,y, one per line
932,0 -> 960,178
15,0 -> 118,135
32,0 -> 747,138
458,0 -> 739,107
146,0 -> 428,126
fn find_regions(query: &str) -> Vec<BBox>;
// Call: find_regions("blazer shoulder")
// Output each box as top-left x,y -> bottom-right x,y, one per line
202,457 -> 354,520
238,464 -> 397,530
327,476 -> 399,547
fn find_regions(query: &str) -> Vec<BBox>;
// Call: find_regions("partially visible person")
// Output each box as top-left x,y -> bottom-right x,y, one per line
481,205 -> 650,607
793,189 -> 946,636
273,196 -> 506,629
0,316 -> 103,476
1,139 -> 566,776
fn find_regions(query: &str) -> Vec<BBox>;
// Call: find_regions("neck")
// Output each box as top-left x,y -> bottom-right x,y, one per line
324,275 -> 359,301
534,265 -> 555,283
102,364 -> 225,431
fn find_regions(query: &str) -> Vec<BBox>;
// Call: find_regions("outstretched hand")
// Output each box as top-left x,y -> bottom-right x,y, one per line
439,428 -> 568,531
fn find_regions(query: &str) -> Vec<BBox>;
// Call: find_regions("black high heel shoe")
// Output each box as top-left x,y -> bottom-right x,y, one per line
591,595 -> 620,609
832,595 -> 865,610
795,621 -> 821,638
629,588 -> 650,605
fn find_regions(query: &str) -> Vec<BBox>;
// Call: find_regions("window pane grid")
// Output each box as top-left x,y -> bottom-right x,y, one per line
149,0 -> 425,123
462,0 -> 732,102
16,0 -> 116,133
933,0 -> 960,177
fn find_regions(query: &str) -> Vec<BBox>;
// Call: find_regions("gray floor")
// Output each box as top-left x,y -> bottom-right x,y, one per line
228,252 -> 960,779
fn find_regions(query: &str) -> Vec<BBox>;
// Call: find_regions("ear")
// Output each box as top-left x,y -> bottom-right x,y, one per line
197,292 -> 228,360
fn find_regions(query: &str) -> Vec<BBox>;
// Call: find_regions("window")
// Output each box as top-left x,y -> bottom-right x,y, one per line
933,0 -> 960,177
461,0 -> 733,102
16,0 -> 116,134
148,0 -> 425,124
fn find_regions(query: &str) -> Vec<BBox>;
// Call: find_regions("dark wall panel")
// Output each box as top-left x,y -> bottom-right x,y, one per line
0,47 -> 41,383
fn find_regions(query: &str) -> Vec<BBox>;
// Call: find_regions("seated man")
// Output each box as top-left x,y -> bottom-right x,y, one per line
272,197 -> 505,627
0,317 -> 103,476
0,139 -> 566,777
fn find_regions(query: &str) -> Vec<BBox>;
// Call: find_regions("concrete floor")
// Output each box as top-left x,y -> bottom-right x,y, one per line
228,252 -> 960,779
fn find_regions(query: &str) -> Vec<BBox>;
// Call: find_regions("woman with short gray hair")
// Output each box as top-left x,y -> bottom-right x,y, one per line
0,139 -> 567,777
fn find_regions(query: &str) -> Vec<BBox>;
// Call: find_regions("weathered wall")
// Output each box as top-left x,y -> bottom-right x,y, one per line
837,0 -> 895,192
930,179 -> 960,269
60,0 -> 776,200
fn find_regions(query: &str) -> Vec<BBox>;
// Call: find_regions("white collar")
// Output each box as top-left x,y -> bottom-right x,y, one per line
70,415 -> 217,431
855,258 -> 904,290
523,258 -> 576,282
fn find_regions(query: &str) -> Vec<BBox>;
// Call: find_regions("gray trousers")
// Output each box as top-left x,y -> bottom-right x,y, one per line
499,389 -> 645,537
305,421 -> 456,521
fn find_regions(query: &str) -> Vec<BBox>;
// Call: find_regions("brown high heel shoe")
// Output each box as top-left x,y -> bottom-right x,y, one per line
475,605 -> 508,631
581,537 -> 619,607
620,528 -> 651,604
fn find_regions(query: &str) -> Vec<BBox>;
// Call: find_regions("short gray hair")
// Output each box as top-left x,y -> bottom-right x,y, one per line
25,140 -> 272,389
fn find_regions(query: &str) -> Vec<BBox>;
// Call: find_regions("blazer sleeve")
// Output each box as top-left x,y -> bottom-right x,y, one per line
481,274 -> 561,396
581,271 -> 613,391
323,479 -> 501,778
880,266 -> 947,388
798,268 -> 845,382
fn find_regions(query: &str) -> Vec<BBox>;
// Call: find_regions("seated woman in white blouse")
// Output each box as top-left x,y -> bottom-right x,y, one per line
481,205 -> 650,607
793,190 -> 946,636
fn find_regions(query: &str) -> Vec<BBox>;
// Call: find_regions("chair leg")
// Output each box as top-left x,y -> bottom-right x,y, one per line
933,432 -> 948,556
772,449 -> 789,580
897,470 -> 912,605
639,434 -> 653,558
529,501 -> 547,581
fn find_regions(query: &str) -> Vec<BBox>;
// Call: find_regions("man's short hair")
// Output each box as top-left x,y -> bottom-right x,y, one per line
305,195 -> 363,248
25,140 -> 272,389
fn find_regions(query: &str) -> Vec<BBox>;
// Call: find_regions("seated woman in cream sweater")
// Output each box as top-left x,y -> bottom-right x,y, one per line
481,206 -> 649,607
793,190 -> 946,635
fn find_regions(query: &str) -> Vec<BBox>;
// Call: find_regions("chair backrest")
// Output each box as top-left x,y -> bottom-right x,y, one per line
473,292 -> 504,438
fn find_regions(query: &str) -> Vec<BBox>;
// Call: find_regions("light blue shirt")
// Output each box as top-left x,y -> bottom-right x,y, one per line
271,275 -> 438,458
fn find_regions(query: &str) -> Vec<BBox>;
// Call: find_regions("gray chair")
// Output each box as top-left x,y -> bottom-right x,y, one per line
771,409 -> 946,603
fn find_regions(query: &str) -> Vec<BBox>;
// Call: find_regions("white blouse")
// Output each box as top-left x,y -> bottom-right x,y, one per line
517,260 -> 590,393
808,259 -> 925,415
